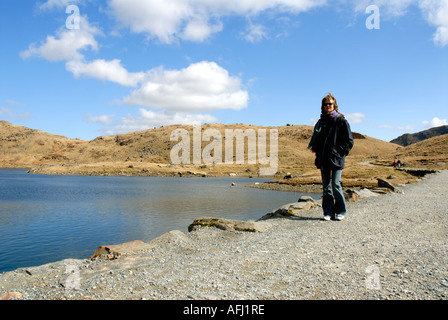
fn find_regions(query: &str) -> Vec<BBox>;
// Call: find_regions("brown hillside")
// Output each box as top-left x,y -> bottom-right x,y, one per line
0,121 -> 430,186
0,120 -> 88,168
393,134 -> 448,169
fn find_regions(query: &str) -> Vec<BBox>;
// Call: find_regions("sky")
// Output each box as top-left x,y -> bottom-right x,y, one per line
1,0 -> 447,142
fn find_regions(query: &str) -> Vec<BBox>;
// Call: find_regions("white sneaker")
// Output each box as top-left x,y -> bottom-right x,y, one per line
335,214 -> 345,221
323,215 -> 331,221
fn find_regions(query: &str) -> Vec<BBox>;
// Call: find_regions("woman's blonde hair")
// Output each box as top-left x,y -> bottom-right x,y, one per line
321,93 -> 339,114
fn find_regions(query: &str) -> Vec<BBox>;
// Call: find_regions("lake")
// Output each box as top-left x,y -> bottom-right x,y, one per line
0,169 -> 319,273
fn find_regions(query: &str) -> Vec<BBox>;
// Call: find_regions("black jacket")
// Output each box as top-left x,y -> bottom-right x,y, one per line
308,113 -> 354,170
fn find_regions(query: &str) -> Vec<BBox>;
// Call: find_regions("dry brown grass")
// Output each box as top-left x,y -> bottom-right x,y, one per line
1,120 -> 446,186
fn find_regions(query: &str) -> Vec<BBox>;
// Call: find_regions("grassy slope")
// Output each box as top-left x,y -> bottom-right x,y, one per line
2,121 -> 445,186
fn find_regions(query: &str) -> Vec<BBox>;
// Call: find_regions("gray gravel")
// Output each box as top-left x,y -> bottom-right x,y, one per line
1,171 -> 447,300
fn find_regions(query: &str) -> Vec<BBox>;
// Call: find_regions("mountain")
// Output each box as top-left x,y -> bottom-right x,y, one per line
390,125 -> 448,146
0,120 -> 88,168
0,120 -> 405,179
394,134 -> 448,167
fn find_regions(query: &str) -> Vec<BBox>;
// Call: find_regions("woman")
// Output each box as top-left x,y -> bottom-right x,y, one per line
308,93 -> 354,221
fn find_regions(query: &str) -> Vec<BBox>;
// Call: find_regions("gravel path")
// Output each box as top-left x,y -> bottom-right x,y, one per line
1,171 -> 447,300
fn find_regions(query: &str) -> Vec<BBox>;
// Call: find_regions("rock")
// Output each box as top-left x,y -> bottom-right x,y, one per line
344,189 -> 359,202
90,240 -> 153,260
396,168 -> 439,177
372,187 -> 391,194
188,217 -> 265,233
115,135 -> 134,146
283,173 -> 293,179
298,195 -> 315,203
377,178 -> 397,192
355,188 -> 379,198
297,196 -> 320,207
258,201 -> 317,220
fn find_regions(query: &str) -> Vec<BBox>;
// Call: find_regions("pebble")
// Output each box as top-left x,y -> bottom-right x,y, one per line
1,171 -> 447,300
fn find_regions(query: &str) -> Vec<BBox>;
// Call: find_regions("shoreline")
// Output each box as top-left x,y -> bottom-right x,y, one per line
3,162 -> 429,193
245,182 -> 323,194
1,170 -> 446,300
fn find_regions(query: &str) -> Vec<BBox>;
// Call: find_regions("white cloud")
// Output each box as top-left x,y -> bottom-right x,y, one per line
1,100 -> 30,119
108,0 -> 326,43
422,117 -> 448,128
109,109 -> 219,134
351,0 -> 448,47
419,0 -> 448,46
351,0 -> 416,17
379,124 -> 417,131
6,100 -> 26,107
244,23 -> 268,43
66,59 -> 145,87
39,0 -> 81,11
85,114 -> 115,126
21,15 -> 146,87
0,107 -> 30,119
20,10 -> 248,127
345,112 -> 366,124
123,61 -> 249,112
181,17 -> 223,42
20,16 -> 100,61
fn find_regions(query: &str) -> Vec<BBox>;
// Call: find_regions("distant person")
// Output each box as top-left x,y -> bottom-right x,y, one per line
308,93 -> 354,221
393,157 -> 402,168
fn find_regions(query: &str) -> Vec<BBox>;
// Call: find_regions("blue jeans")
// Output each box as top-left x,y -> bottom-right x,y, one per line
321,169 -> 346,217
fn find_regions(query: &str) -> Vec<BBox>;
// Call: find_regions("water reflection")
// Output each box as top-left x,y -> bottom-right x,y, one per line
0,170 -> 318,272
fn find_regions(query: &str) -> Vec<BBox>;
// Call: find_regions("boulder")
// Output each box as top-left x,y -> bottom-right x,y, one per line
258,201 -> 317,220
283,173 -> 293,179
188,217 -> 265,233
293,196 -> 321,207
372,187 -> 391,194
90,240 -> 153,260
377,178 -> 397,192
298,195 -> 316,203
396,168 -> 439,177
344,189 -> 359,202
355,188 -> 379,198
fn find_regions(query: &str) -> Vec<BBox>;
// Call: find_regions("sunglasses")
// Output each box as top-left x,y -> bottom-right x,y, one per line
324,103 -> 334,106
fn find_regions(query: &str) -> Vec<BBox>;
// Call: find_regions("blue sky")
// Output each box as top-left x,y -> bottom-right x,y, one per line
1,0 -> 447,142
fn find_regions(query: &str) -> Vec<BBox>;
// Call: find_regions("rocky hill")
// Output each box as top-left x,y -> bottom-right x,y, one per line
393,134 -> 448,167
0,120 -> 88,169
390,125 -> 448,146
3,120 -> 445,187
0,121 -> 394,170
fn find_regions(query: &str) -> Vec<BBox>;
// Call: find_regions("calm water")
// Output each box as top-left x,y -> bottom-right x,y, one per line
0,169 -> 318,273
